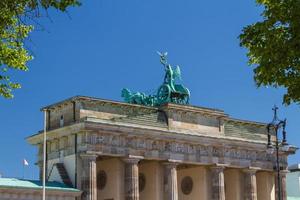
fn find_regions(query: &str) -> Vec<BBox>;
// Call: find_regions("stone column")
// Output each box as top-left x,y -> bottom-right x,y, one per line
210,166 -> 225,200
274,171 -> 288,200
279,170 -> 288,200
123,157 -> 141,200
80,154 -> 97,200
243,169 -> 257,200
163,162 -> 178,200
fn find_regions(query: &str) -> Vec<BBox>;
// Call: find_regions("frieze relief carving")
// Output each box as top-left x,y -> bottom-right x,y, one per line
136,138 -> 147,149
188,144 -> 197,154
150,140 -> 160,150
78,132 -> 287,167
199,146 -> 209,156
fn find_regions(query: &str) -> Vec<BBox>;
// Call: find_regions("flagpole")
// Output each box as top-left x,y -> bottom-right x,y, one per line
43,110 -> 47,200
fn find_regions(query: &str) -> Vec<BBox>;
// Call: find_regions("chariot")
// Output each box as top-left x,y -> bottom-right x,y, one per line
156,52 -> 190,105
122,52 -> 190,107
157,83 -> 190,105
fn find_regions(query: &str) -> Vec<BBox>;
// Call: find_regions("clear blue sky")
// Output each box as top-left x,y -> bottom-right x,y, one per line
0,0 -> 299,179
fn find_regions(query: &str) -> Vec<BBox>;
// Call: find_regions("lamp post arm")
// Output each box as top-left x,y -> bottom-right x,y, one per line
267,124 -> 272,146
282,119 -> 287,145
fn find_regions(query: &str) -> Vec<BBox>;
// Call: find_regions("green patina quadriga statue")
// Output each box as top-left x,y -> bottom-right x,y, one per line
121,52 -> 190,107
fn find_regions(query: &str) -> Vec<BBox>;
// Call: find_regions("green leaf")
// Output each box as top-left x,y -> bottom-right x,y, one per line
239,0 -> 300,105
0,0 -> 81,99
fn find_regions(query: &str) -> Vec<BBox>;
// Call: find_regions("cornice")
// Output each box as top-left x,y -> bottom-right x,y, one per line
27,116 -> 271,149
41,95 -> 158,112
26,123 -> 85,145
225,117 -> 268,127
161,103 -> 228,118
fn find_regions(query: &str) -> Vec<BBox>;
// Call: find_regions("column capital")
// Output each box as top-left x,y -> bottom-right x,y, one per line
122,155 -> 143,164
243,167 -> 260,174
279,170 -> 289,176
162,159 -> 180,168
210,164 -> 228,171
80,153 -> 98,161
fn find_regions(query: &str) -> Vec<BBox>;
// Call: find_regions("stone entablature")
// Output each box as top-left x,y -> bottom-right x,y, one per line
36,125 -> 288,171
28,96 -> 296,170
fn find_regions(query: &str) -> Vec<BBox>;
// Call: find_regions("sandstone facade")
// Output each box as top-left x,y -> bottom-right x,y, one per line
27,96 -> 297,200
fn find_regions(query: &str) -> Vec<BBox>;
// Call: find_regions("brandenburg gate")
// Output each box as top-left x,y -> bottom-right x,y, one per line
27,53 -> 296,200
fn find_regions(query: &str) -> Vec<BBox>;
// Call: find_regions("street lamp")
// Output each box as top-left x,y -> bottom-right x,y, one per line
266,105 -> 287,200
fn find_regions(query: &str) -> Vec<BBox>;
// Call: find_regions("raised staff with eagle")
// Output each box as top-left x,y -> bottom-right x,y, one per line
121,52 -> 190,106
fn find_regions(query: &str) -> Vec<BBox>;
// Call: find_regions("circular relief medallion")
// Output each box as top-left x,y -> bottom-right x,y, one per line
181,176 -> 193,195
97,170 -> 107,190
139,173 -> 146,192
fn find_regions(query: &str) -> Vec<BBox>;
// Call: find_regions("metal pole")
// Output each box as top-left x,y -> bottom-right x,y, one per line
43,110 -> 47,200
275,127 -> 281,200
268,106 -> 285,200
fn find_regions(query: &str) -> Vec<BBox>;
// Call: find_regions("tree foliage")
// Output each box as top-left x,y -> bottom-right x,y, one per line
240,0 -> 300,105
0,0 -> 80,98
